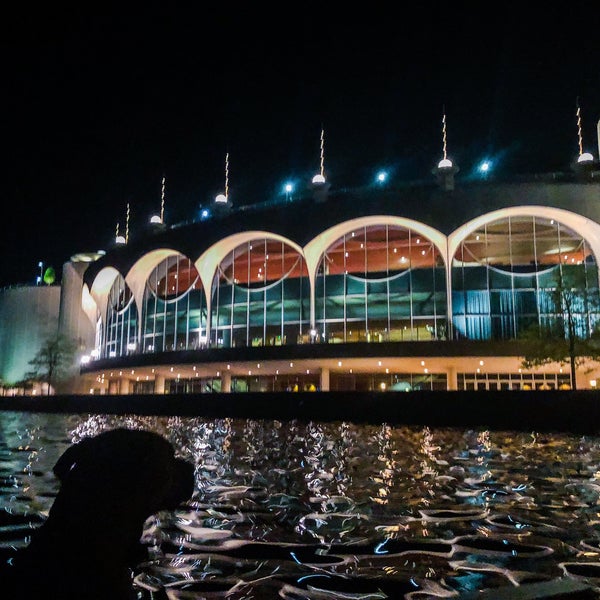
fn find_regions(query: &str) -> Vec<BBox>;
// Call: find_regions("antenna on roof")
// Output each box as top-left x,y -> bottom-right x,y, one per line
438,106 -> 454,169
160,175 -> 166,223
115,220 -> 125,245
433,105 -> 459,190
150,175 -> 166,225
225,152 -> 229,198
319,127 -> 325,179
312,127 -> 326,184
215,152 -> 231,207
576,97 -> 594,163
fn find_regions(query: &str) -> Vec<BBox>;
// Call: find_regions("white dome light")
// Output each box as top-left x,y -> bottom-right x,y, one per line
115,235 -> 126,244
215,193 -> 228,203
578,152 -> 594,163
150,215 -> 162,224
438,158 -> 453,169
312,174 -> 326,184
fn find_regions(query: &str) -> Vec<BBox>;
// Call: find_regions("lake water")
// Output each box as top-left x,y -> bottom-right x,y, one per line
2,410 -> 600,598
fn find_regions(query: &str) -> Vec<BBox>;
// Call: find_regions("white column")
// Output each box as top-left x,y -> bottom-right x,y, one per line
320,367 -> 330,391
119,378 -> 130,394
154,374 -> 165,394
447,365 -> 458,391
222,372 -> 232,393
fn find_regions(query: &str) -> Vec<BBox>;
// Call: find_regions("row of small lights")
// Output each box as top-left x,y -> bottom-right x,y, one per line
278,160 -> 493,200
93,358 -> 511,384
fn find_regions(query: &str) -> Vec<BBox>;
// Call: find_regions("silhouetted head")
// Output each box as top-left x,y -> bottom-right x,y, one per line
3,428 -> 195,600
52,428 -> 195,521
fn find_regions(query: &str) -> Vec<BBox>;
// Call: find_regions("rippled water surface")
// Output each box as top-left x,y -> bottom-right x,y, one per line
2,411 -> 600,598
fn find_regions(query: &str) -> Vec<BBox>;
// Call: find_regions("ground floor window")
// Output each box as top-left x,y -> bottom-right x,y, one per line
165,377 -> 222,393
132,380 -> 155,394
330,372 -> 447,392
458,372 -> 571,390
232,374 -> 320,392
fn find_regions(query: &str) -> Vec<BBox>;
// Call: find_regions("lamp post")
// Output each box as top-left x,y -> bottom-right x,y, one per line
37,261 -> 43,285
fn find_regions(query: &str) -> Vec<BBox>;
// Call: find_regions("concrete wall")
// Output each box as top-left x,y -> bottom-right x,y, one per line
58,260 -> 97,393
0,285 -> 60,386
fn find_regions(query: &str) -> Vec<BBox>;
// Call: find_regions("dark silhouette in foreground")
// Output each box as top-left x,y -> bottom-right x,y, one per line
1,428 -> 195,600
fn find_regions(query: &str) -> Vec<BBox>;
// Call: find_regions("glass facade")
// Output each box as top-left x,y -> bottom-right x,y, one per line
452,215 -> 600,340
92,214 -> 600,364
211,238 -> 309,347
316,225 -> 447,342
103,274 -> 137,358
141,255 -> 205,353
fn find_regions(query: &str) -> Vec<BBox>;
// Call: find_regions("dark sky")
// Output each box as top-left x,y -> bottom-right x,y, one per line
2,5 -> 599,288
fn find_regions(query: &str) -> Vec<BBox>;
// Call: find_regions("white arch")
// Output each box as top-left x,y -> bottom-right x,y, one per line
88,266 -> 122,332
124,248 -> 194,344
448,206 -> 600,340
448,206 -> 600,263
195,231 -> 305,340
303,215 -> 448,327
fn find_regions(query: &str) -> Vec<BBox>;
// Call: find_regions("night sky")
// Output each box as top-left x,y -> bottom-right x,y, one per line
2,5 -> 599,288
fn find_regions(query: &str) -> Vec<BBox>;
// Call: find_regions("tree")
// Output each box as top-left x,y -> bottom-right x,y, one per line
25,334 -> 78,395
43,266 -> 56,285
520,267 -> 600,390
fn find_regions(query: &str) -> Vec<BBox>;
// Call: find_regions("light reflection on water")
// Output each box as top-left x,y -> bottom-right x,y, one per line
2,411 -> 600,598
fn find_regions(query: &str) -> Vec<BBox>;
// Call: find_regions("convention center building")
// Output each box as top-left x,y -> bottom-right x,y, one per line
2,121 -> 600,396
72,138 -> 600,395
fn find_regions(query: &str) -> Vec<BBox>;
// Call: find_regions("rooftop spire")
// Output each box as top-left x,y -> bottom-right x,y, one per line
225,151 -> 229,198
115,220 -> 125,245
442,107 -> 448,160
160,175 -> 166,222
319,127 -> 325,178
576,98 -> 594,163
125,203 -> 130,244
437,106 -> 454,169
215,152 -> 230,205
312,127 -> 326,184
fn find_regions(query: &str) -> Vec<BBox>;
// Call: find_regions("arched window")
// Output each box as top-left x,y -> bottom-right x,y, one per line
104,274 -> 137,358
316,224 -> 447,343
142,255 -> 205,352
452,215 -> 600,340
211,239 -> 309,347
